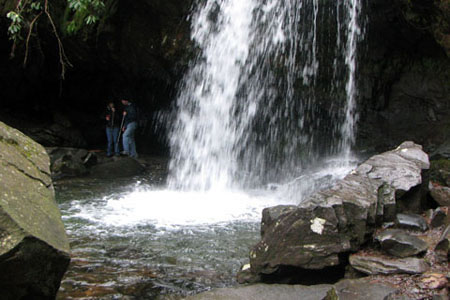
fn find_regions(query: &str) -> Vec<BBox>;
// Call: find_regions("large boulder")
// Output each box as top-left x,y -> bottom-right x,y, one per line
0,121 -> 70,299
249,142 -> 429,277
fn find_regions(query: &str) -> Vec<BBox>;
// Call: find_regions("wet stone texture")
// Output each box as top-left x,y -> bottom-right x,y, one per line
375,229 -> 428,258
349,252 -> 429,275
248,142 -> 429,277
183,278 -> 398,300
0,121 -> 70,299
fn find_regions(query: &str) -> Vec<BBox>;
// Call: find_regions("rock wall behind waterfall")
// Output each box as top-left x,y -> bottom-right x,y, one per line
356,0 -> 450,154
0,0 -> 448,154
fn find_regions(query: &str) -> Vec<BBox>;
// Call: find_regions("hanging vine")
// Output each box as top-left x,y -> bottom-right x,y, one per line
6,0 -> 106,79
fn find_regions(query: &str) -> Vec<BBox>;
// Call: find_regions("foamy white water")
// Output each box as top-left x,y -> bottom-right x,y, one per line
65,189 -> 289,229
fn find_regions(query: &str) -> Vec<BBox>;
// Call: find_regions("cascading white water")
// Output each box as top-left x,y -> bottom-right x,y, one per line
169,0 -> 364,192
168,0 -> 258,191
60,2 -> 366,296
340,0 -> 363,158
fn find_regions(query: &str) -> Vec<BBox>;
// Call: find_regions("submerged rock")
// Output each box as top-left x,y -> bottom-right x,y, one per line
249,142 -> 429,276
0,121 -> 70,299
349,253 -> 429,275
375,229 -> 428,258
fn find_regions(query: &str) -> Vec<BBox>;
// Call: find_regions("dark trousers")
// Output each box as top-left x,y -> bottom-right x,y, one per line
106,127 -> 120,156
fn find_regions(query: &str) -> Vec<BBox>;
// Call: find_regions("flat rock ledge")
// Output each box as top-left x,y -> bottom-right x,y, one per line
0,121 -> 70,299
183,278 -> 398,300
349,253 -> 429,275
248,141 -> 429,276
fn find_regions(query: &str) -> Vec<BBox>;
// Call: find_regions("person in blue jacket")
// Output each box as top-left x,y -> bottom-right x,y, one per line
121,99 -> 138,158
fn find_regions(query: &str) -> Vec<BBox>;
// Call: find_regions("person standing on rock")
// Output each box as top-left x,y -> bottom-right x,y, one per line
105,102 -> 121,157
121,99 -> 138,158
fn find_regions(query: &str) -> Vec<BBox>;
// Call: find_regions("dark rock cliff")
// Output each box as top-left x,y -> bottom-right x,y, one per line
0,0 -> 448,154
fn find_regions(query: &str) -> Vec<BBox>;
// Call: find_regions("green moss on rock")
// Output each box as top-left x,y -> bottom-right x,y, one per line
0,121 -> 70,298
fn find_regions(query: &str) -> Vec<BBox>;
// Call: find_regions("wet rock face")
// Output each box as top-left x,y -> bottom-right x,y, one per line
0,122 -> 70,298
375,229 -> 428,258
357,0 -> 450,154
395,213 -> 428,232
349,253 -> 429,275
249,142 -> 429,277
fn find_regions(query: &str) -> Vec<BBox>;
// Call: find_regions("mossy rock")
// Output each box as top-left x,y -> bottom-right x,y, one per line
0,121 -> 70,299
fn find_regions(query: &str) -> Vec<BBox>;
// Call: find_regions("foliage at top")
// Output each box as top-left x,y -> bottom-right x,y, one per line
5,0 -> 106,78
65,0 -> 105,34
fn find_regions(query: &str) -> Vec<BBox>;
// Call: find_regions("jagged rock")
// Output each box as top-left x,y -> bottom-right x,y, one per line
395,213 -> 428,232
429,208 -> 448,228
349,253 -> 429,275
435,225 -> 450,257
249,142 -> 429,276
261,205 -> 297,236
375,229 -> 428,258
46,147 -> 91,179
429,182 -> 450,207
89,157 -> 145,179
0,121 -> 70,299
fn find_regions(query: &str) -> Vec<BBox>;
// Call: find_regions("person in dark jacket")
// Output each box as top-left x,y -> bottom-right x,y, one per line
105,102 -> 121,157
121,99 -> 138,158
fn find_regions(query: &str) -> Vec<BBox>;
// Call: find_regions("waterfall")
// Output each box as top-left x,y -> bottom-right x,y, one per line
168,0 -> 365,191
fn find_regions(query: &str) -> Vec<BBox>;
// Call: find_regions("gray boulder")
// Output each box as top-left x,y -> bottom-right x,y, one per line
0,121 -> 70,299
395,213 -> 428,232
375,229 -> 428,258
349,253 -> 429,275
249,142 -> 429,276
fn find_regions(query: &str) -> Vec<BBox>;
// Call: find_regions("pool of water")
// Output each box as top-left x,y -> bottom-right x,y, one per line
56,158 -> 355,299
56,179 -> 291,299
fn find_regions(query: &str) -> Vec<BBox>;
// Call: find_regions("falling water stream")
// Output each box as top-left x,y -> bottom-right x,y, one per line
58,0 -> 364,298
